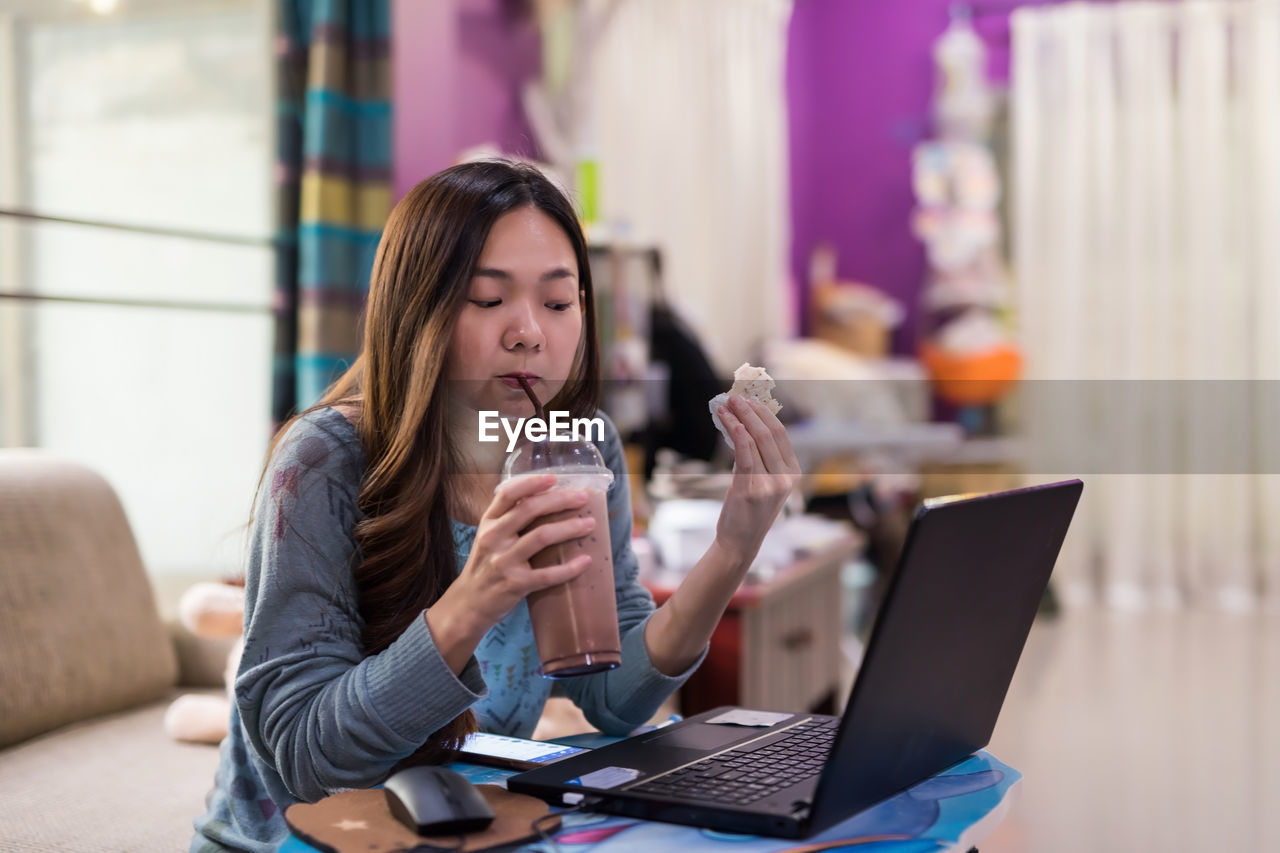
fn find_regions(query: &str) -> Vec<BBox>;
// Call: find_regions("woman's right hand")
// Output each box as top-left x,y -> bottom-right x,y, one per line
426,473 -> 593,670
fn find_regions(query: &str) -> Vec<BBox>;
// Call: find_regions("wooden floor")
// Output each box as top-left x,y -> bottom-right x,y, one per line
976,606 -> 1280,852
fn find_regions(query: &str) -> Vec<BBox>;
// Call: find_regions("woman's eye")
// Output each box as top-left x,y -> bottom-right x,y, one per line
546,303 -> 573,312
469,299 -> 501,308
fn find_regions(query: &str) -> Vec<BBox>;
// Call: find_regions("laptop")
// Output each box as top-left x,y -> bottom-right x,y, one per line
508,479 -> 1083,839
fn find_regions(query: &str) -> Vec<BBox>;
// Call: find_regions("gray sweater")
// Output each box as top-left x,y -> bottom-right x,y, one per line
190,407 -> 702,852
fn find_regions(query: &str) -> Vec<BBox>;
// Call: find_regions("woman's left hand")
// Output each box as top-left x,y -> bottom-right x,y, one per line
713,395 -> 803,568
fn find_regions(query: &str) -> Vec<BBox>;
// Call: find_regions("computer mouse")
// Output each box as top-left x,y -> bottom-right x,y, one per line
383,765 -> 496,836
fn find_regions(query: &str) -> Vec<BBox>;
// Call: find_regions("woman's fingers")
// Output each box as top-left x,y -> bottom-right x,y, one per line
732,397 -> 788,473
486,472 -> 556,520
508,513 -> 597,564
745,395 -> 801,472
717,402 -> 760,473
489,486 -> 589,540
518,553 -> 593,594
719,396 -> 791,475
463,478 -> 603,624
756,398 -> 801,476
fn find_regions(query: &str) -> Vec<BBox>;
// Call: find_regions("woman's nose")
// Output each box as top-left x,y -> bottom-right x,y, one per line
501,300 -> 545,352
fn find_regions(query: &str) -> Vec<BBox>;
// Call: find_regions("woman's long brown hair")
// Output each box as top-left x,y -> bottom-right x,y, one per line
268,160 -> 600,766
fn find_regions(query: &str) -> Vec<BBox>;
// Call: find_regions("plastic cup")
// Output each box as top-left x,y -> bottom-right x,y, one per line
502,439 -> 621,678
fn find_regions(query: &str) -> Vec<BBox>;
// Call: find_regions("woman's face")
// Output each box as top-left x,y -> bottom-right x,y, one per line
445,205 -> 584,419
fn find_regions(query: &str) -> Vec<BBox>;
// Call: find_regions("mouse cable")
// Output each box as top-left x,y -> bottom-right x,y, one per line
530,794 -> 602,853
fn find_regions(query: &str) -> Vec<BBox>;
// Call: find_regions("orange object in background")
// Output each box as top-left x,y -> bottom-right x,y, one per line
919,341 -> 1021,406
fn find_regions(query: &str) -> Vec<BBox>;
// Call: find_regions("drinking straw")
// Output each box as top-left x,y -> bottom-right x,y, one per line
516,376 -> 545,421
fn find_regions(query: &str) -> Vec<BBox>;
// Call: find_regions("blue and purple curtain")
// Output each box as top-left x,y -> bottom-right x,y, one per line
273,0 -> 391,426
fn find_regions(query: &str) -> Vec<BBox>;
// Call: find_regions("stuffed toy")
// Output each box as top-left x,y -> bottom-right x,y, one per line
163,581 -> 246,744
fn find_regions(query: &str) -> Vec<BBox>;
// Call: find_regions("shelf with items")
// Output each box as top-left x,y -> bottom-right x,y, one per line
587,243 -> 662,441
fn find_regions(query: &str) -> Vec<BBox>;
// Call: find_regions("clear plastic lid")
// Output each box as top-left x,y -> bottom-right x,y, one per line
501,437 -> 614,484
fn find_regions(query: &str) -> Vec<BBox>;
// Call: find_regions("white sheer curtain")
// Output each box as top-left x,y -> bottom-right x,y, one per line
1011,0 -> 1280,611
589,0 -> 792,368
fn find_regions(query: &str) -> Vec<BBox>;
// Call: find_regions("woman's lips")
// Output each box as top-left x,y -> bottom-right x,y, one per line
499,374 -> 539,389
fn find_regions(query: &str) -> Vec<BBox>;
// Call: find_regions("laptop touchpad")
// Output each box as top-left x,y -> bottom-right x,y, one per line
648,723 -> 757,751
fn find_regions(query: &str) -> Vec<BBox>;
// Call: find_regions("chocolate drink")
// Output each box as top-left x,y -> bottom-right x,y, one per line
524,482 -> 621,677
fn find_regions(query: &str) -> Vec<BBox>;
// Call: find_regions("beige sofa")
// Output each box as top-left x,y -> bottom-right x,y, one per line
0,450 -> 223,852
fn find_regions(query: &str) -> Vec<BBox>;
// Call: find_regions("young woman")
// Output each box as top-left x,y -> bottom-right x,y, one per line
191,160 -> 800,852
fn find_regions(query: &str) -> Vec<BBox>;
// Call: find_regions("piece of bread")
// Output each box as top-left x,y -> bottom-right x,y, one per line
709,363 -> 782,448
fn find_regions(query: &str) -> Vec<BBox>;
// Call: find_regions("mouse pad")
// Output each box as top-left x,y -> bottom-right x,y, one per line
284,784 -> 560,853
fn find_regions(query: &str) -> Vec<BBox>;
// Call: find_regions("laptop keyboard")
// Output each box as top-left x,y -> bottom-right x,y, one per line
630,718 -> 838,806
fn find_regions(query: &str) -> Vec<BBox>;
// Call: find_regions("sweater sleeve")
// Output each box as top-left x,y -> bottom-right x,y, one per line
552,412 -> 707,734
234,413 -> 488,803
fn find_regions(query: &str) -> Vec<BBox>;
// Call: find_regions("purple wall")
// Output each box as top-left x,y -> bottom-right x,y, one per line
786,0 -> 1016,353
392,0 -> 456,198
394,0 -> 1021,352
392,0 -> 541,200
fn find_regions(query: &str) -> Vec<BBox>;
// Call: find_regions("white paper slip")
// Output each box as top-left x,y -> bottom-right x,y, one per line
706,709 -> 793,727
568,766 -> 642,789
